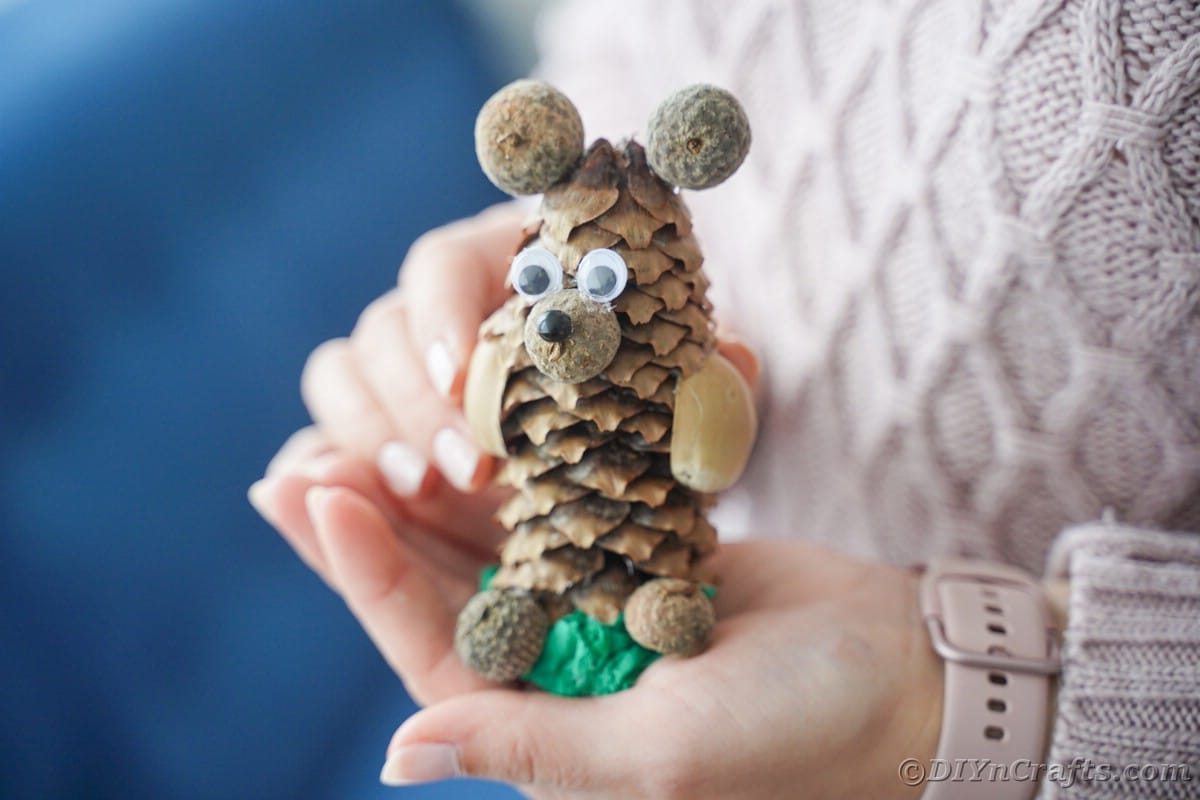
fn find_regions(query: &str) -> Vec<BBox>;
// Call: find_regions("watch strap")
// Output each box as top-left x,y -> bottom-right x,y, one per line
919,559 -> 1061,800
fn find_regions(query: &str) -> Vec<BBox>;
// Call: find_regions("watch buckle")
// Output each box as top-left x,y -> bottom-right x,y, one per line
924,616 -> 1061,675
919,559 -> 1062,676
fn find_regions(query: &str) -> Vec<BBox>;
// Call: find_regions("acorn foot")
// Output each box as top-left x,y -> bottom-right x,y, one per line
455,589 -> 550,683
624,578 -> 715,657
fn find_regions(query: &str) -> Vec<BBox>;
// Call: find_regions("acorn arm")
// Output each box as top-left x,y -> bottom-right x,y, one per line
463,336 -> 510,458
669,353 -> 757,492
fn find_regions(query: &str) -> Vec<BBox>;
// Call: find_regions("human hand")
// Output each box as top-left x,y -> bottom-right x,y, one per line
297,201 -> 529,502
283,476 -> 942,799
254,196 -> 760,581
249,202 -> 530,700
249,201 -> 933,798
249,430 -> 504,701
384,540 -> 943,799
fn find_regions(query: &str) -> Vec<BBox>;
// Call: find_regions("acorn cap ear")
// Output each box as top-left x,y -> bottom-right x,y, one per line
646,84 -> 751,190
475,80 -> 585,196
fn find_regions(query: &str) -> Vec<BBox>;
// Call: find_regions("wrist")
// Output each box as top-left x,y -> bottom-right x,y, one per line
901,571 -> 946,800
841,569 -> 944,800
898,656 -> 945,800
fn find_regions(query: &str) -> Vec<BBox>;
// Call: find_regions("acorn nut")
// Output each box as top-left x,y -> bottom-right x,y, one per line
646,84 -> 751,190
462,337 -> 509,457
524,291 -> 621,384
670,352 -> 757,492
624,578 -> 715,656
475,80 -> 585,196
455,589 -> 550,683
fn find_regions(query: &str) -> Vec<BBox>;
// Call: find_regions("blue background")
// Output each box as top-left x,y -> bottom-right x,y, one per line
0,1 -> 522,797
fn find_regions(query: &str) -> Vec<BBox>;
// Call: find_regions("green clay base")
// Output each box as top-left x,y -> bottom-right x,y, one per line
525,608 -> 661,696
480,566 -> 714,697
480,565 -> 658,696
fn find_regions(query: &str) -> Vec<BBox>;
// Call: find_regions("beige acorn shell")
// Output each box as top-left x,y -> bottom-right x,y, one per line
624,577 -> 715,656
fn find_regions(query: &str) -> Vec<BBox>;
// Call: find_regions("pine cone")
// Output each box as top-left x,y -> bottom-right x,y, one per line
482,139 -> 721,623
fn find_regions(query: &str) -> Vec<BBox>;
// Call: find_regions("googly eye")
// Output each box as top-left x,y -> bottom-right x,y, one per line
576,249 -> 628,304
509,247 -> 564,300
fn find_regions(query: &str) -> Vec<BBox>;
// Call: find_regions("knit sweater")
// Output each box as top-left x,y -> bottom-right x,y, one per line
536,0 -> 1200,796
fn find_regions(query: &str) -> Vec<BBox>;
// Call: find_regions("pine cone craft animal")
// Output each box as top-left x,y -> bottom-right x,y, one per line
457,80 -> 756,695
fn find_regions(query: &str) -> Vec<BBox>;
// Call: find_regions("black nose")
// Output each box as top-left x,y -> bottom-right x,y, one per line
536,309 -> 573,342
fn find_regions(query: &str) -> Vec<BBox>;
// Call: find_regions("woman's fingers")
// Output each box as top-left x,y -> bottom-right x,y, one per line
301,320 -> 492,497
349,292 -> 491,495
252,447 -> 415,587
300,201 -> 526,496
400,202 -> 526,401
257,437 -> 500,578
249,470 -> 335,586
716,336 -> 760,390
301,337 -> 395,459
305,486 -> 494,704
265,425 -> 335,476
382,690 -> 644,794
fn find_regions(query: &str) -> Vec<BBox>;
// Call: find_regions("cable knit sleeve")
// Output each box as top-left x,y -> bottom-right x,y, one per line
1041,522 -> 1200,798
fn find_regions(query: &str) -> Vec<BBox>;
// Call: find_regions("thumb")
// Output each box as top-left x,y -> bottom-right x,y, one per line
401,201 -> 529,401
716,334 -> 764,418
380,690 -> 630,791
716,335 -> 760,391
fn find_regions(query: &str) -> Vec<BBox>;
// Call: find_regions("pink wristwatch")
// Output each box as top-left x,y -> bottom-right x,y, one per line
918,559 -> 1062,800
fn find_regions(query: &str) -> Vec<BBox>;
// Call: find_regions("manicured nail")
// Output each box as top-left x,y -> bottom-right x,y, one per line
304,486 -> 332,518
380,743 -> 461,786
247,479 -> 271,515
297,452 -> 345,482
433,428 -> 480,492
426,339 -> 458,398
377,441 -> 428,497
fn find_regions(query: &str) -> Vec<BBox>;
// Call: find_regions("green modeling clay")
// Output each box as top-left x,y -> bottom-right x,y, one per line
481,565 -> 659,696
480,567 -> 718,697
524,611 -> 660,696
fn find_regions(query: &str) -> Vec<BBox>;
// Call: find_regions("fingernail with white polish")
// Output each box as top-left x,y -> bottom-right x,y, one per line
247,479 -> 271,514
297,452 -> 345,482
380,743 -> 461,786
433,428 -> 480,492
304,486 -> 332,518
426,339 -> 458,398
377,441 -> 428,497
